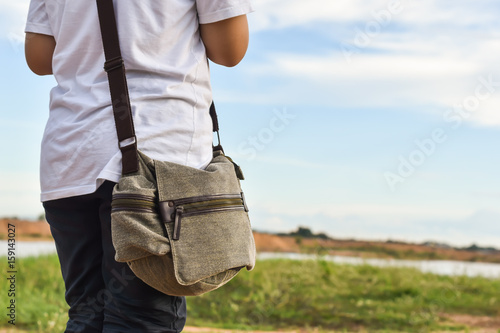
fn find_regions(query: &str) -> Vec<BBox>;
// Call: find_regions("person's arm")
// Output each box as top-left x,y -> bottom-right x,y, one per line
199,15 -> 249,67
25,32 -> 56,76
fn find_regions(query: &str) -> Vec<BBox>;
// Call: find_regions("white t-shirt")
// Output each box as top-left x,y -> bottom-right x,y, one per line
25,0 -> 253,202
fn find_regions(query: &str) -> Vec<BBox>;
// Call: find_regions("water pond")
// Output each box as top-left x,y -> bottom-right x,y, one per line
2,241 -> 499,279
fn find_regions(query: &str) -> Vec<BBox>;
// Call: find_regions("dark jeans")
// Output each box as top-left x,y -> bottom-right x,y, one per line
43,181 -> 186,333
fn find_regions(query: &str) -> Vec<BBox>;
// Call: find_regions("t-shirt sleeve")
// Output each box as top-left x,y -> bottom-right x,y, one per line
197,0 -> 254,24
25,0 -> 53,36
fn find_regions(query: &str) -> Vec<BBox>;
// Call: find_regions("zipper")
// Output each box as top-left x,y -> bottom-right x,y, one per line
111,192 -> 249,241
161,193 -> 249,241
111,193 -> 157,214
173,194 -> 244,206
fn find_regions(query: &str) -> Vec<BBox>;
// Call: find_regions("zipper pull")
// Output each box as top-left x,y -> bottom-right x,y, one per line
225,155 -> 245,180
233,162 -> 245,180
241,192 -> 249,212
173,207 -> 183,241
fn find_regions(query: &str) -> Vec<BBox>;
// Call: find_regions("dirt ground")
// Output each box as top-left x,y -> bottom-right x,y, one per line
182,315 -> 500,333
183,327 -> 299,333
0,219 -> 53,240
1,315 -> 499,333
439,313 -> 500,332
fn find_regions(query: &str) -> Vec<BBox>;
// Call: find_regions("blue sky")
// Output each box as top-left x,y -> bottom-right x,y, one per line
1,0 -> 500,247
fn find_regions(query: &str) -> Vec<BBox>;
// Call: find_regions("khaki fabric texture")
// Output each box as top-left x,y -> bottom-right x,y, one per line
111,150 -> 256,296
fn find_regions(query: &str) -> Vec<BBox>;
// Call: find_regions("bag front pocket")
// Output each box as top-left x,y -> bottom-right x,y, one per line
111,188 -> 171,262
112,193 -> 157,214
158,192 -> 254,286
159,193 -> 248,241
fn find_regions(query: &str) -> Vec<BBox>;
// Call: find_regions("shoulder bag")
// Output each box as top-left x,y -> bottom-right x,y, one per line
96,0 -> 256,297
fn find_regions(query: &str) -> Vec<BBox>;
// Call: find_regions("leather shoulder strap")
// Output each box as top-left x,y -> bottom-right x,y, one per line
96,0 -> 138,174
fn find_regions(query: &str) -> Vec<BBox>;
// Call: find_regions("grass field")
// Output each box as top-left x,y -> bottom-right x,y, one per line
1,255 -> 499,332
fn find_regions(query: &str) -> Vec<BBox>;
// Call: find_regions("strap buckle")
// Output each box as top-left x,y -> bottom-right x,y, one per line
119,136 -> 139,175
119,136 -> 137,149
104,56 -> 124,73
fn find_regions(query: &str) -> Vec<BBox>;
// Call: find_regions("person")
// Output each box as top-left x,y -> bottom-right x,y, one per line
24,0 -> 253,331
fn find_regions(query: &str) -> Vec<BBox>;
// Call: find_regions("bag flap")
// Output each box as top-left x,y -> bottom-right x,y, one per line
155,154 -> 256,285
155,152 -> 243,202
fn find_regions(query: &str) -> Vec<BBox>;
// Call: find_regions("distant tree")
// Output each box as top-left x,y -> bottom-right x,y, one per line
316,232 -> 329,240
38,213 -> 46,221
466,244 -> 480,251
296,227 -> 314,238
284,227 -> 331,240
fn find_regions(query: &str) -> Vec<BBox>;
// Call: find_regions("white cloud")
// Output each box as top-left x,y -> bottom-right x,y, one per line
466,95 -> 500,127
0,171 -> 42,219
274,52 -> 477,82
0,0 -> 30,43
398,0 -> 499,27
255,201 -> 476,221
251,0 -> 500,32
243,0 -> 500,127
250,0 -> 386,32
248,49 -> 500,127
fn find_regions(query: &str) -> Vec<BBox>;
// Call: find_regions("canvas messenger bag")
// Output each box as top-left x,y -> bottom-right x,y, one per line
96,0 -> 256,297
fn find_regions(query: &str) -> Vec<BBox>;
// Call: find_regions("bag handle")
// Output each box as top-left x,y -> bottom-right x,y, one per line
96,0 -> 223,175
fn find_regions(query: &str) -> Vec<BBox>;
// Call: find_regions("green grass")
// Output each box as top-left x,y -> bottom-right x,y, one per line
187,260 -> 500,332
0,255 -> 68,332
1,255 -> 499,332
